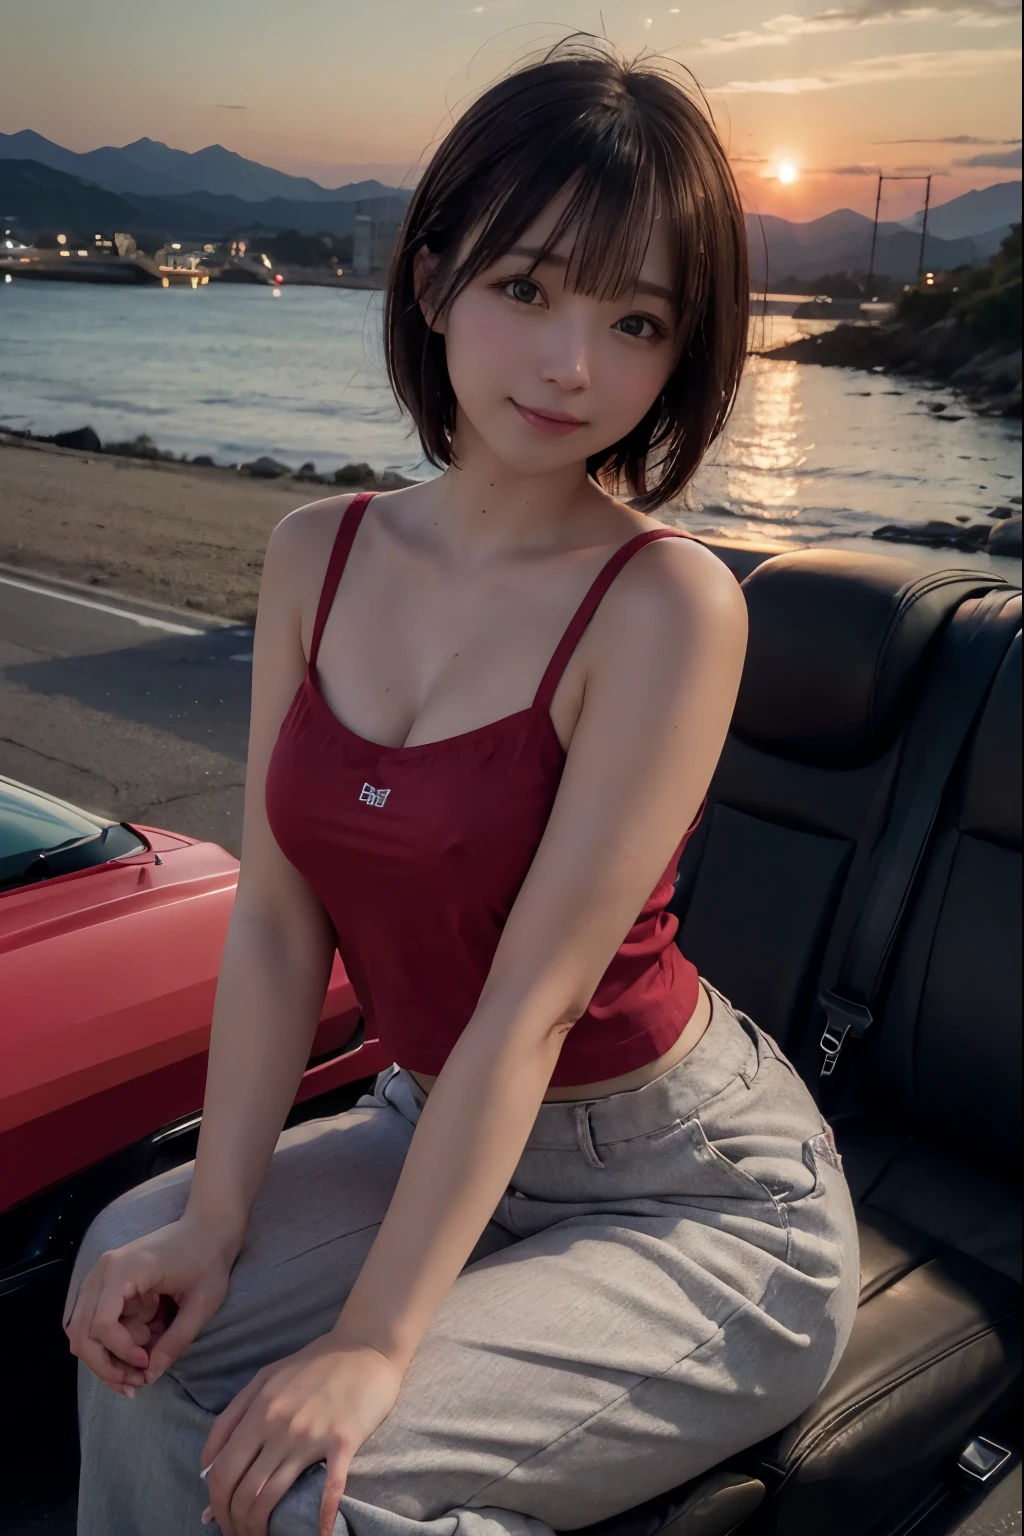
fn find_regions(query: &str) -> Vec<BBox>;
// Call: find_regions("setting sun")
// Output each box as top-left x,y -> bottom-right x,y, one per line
775,160 -> 799,185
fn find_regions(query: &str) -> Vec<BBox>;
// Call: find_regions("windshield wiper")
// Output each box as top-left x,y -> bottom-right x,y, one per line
0,823 -> 148,891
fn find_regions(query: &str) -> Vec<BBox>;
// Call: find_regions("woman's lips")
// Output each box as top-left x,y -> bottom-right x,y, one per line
512,401 -> 586,437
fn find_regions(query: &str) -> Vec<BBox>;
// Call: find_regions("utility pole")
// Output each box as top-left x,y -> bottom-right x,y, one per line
863,172 -> 933,298
866,173 -> 883,297
916,174 -> 932,284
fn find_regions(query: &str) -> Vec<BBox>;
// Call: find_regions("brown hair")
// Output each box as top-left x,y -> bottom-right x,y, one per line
384,39 -> 749,512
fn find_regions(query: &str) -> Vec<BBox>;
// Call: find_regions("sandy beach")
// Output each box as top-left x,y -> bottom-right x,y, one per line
0,433 -> 341,622
2,429 -> 1020,625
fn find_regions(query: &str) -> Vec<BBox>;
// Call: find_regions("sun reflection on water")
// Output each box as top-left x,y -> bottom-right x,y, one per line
724,358 -> 807,521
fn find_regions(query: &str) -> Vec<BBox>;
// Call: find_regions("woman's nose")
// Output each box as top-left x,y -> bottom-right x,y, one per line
539,323 -> 591,392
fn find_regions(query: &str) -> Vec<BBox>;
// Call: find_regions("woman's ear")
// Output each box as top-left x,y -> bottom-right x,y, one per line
413,246 -> 446,334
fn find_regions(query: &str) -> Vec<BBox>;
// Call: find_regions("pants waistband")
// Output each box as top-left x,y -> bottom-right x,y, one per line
397,981 -> 764,1152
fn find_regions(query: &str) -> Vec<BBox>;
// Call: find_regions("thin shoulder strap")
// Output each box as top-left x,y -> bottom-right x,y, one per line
533,528 -> 696,711
308,491 -> 377,671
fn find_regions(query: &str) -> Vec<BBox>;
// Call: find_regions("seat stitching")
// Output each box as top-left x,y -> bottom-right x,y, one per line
772,1310 -> 1020,1484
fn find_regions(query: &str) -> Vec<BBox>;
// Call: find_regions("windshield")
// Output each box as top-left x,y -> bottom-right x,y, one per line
0,779 -> 147,892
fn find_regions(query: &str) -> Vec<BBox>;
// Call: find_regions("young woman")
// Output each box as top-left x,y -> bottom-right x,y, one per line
66,42 -> 859,1536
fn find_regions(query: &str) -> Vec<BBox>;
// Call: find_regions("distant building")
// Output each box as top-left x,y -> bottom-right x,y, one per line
351,202 -> 404,277
154,240 -> 208,270
352,214 -> 372,276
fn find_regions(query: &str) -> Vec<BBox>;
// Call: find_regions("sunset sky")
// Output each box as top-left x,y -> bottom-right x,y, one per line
4,0 -> 1021,221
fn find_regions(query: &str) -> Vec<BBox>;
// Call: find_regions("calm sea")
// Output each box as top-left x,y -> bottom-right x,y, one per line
1,281 -> 1019,562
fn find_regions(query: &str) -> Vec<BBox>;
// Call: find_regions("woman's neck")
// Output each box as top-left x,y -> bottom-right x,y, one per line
418,417 -> 604,563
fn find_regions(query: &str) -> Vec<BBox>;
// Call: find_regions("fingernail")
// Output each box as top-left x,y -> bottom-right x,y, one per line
200,1460 -> 215,1480
124,1385 -> 135,1399
145,1369 -> 157,1384
201,1507 -> 213,1525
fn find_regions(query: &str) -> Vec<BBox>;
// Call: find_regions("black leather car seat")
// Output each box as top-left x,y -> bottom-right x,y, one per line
572,552 -> 1021,1536
747,624 -> 1021,1535
669,550 -> 1001,1057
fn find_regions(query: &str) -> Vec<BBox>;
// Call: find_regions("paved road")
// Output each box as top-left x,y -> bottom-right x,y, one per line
0,564 -> 255,855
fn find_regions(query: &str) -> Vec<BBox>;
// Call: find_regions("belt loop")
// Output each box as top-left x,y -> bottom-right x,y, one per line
574,1103 -> 605,1170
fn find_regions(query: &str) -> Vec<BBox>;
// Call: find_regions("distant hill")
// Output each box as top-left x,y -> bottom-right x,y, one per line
902,180 -> 1021,240
2,138 -> 1018,285
0,159 -> 161,232
0,129 -> 404,204
748,185 -> 1019,283
0,159 -> 412,245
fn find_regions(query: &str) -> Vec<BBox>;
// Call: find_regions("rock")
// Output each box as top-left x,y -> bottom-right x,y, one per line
52,426 -> 101,453
103,434 -> 171,461
989,505 -> 1016,520
872,519 -> 992,552
988,516 -> 1022,557
949,348 -> 1021,411
980,349 -> 1022,391
191,455 -> 217,468
950,346 -> 1004,389
241,455 -> 292,478
333,462 -> 376,487
909,317 -> 977,375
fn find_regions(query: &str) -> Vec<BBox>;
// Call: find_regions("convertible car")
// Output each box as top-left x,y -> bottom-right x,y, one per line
0,543 -> 1020,1536
0,777 -> 388,1283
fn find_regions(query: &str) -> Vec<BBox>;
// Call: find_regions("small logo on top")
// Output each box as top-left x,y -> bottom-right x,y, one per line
359,782 -> 391,808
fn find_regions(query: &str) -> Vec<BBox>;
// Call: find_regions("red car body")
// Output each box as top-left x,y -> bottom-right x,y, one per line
1,817 -> 388,1218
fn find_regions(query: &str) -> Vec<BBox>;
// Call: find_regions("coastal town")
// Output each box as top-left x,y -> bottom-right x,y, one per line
0,216 -> 402,288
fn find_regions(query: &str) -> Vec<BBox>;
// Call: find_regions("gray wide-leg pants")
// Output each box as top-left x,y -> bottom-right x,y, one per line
73,984 -> 859,1535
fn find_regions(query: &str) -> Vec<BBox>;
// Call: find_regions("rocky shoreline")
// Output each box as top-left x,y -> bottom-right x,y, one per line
2,411 -> 1020,563
0,424 -> 413,492
766,317 -> 1022,418
764,318 -> 1022,556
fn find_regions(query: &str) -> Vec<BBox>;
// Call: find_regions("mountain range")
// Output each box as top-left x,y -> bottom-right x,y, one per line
751,181 -> 1021,282
1,129 -> 1020,283
0,159 -> 411,245
0,129 -> 402,204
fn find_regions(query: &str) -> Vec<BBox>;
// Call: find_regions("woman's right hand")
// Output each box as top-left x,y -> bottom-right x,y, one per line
63,1212 -> 240,1395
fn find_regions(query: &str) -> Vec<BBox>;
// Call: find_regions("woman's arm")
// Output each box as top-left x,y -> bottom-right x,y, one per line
335,536 -> 748,1371
183,501 -> 350,1249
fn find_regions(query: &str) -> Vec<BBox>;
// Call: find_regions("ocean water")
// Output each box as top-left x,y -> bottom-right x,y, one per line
1,281 -> 1019,557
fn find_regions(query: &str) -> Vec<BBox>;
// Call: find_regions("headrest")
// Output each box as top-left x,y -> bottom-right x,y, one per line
961,630 -> 1021,850
732,551 -> 999,767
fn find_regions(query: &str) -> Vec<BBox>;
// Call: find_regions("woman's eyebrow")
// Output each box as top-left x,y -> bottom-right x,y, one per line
505,246 -> 674,303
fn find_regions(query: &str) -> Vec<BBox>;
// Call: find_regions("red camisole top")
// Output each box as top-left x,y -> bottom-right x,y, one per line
265,492 -> 705,1087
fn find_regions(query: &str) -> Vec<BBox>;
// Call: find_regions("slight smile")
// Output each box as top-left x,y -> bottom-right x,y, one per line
512,401 -> 587,437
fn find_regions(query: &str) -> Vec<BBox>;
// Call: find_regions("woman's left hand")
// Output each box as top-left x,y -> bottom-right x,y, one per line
199,1332 -> 403,1536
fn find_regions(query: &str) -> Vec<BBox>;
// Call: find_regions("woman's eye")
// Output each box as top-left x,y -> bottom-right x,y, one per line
505,277 -> 541,305
616,314 -> 660,340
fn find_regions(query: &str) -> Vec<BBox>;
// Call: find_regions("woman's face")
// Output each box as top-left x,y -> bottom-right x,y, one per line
434,189 -> 681,477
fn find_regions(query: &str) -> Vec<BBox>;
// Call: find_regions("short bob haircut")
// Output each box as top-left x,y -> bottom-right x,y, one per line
384,39 -> 749,512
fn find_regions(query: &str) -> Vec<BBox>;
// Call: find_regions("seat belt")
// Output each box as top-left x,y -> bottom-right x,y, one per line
819,584 -> 1020,1078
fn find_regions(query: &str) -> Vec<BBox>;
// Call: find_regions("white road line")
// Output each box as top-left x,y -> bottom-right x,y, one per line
0,574 -> 205,635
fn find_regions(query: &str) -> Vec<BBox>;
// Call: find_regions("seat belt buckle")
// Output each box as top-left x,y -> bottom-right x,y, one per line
819,989 -> 873,1077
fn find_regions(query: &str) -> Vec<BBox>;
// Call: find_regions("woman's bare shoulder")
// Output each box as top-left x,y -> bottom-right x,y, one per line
267,491 -> 358,570
589,516 -> 747,676
252,494 -> 360,658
